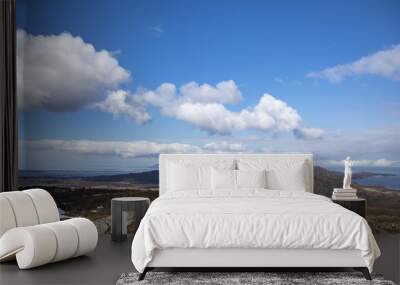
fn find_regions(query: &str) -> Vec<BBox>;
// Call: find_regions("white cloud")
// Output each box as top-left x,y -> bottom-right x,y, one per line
132,82 -> 302,135
293,127 -> 325,140
179,80 -> 242,104
372,158 -> 400,167
23,140 -> 203,158
174,94 -> 301,134
17,29 -> 130,111
97,81 -> 302,135
307,44 -> 400,83
247,125 -> 400,167
273,77 -> 284,84
149,24 -> 164,37
323,158 -> 400,167
136,83 -> 177,115
203,141 -> 247,152
22,139 -> 249,158
136,80 -> 242,109
94,90 -> 151,124
20,126 -> 400,169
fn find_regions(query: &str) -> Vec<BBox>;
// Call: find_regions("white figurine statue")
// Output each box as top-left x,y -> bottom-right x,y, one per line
343,156 -> 353,189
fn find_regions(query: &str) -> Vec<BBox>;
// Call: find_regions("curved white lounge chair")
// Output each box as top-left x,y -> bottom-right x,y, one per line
0,189 -> 98,269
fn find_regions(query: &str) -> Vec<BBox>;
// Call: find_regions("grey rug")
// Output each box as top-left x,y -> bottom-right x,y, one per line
116,272 -> 396,285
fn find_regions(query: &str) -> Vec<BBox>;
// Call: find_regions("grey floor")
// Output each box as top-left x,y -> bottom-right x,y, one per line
1,234 -> 399,285
0,234 -> 134,285
374,234 -> 400,284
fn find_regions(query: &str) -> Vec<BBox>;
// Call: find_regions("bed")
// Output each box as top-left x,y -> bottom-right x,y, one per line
131,154 -> 380,280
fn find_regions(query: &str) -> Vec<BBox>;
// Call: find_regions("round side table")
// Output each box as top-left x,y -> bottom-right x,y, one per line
111,197 -> 150,242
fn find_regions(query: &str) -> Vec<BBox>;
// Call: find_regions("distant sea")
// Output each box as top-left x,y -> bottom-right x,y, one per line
19,167 -> 157,178
327,166 -> 400,191
19,166 -> 400,191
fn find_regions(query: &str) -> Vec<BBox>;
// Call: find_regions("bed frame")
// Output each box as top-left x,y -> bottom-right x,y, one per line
139,154 -> 371,280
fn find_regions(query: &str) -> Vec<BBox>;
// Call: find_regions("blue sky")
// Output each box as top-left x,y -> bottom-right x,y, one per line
17,0 -> 400,170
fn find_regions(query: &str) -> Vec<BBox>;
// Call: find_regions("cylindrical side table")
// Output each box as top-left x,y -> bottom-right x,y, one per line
111,197 -> 150,242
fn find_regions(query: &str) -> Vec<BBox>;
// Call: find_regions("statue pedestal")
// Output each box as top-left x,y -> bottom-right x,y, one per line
332,188 -> 358,200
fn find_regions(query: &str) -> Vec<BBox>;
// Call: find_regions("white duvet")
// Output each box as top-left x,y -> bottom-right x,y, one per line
131,190 -> 380,273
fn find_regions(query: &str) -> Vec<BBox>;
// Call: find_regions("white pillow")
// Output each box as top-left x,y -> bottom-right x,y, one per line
267,161 -> 306,191
238,159 -> 307,191
211,168 -> 236,191
236,169 -> 267,189
167,162 -> 211,192
166,159 -> 237,193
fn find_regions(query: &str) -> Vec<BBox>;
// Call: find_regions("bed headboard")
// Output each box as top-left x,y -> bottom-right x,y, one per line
159,153 -> 314,195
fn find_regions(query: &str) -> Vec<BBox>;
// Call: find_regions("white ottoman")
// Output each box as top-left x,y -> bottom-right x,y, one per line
0,189 -> 98,269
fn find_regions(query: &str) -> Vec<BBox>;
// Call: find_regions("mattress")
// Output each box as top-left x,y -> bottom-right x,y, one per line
131,190 -> 380,273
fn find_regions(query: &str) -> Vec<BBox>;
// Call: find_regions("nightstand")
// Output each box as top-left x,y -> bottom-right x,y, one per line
332,198 -> 366,218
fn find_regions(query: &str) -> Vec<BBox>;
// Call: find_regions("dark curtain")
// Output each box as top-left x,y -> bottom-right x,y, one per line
0,0 -> 17,192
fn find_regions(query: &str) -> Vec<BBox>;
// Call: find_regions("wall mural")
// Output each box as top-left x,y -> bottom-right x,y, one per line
17,0 -> 400,233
